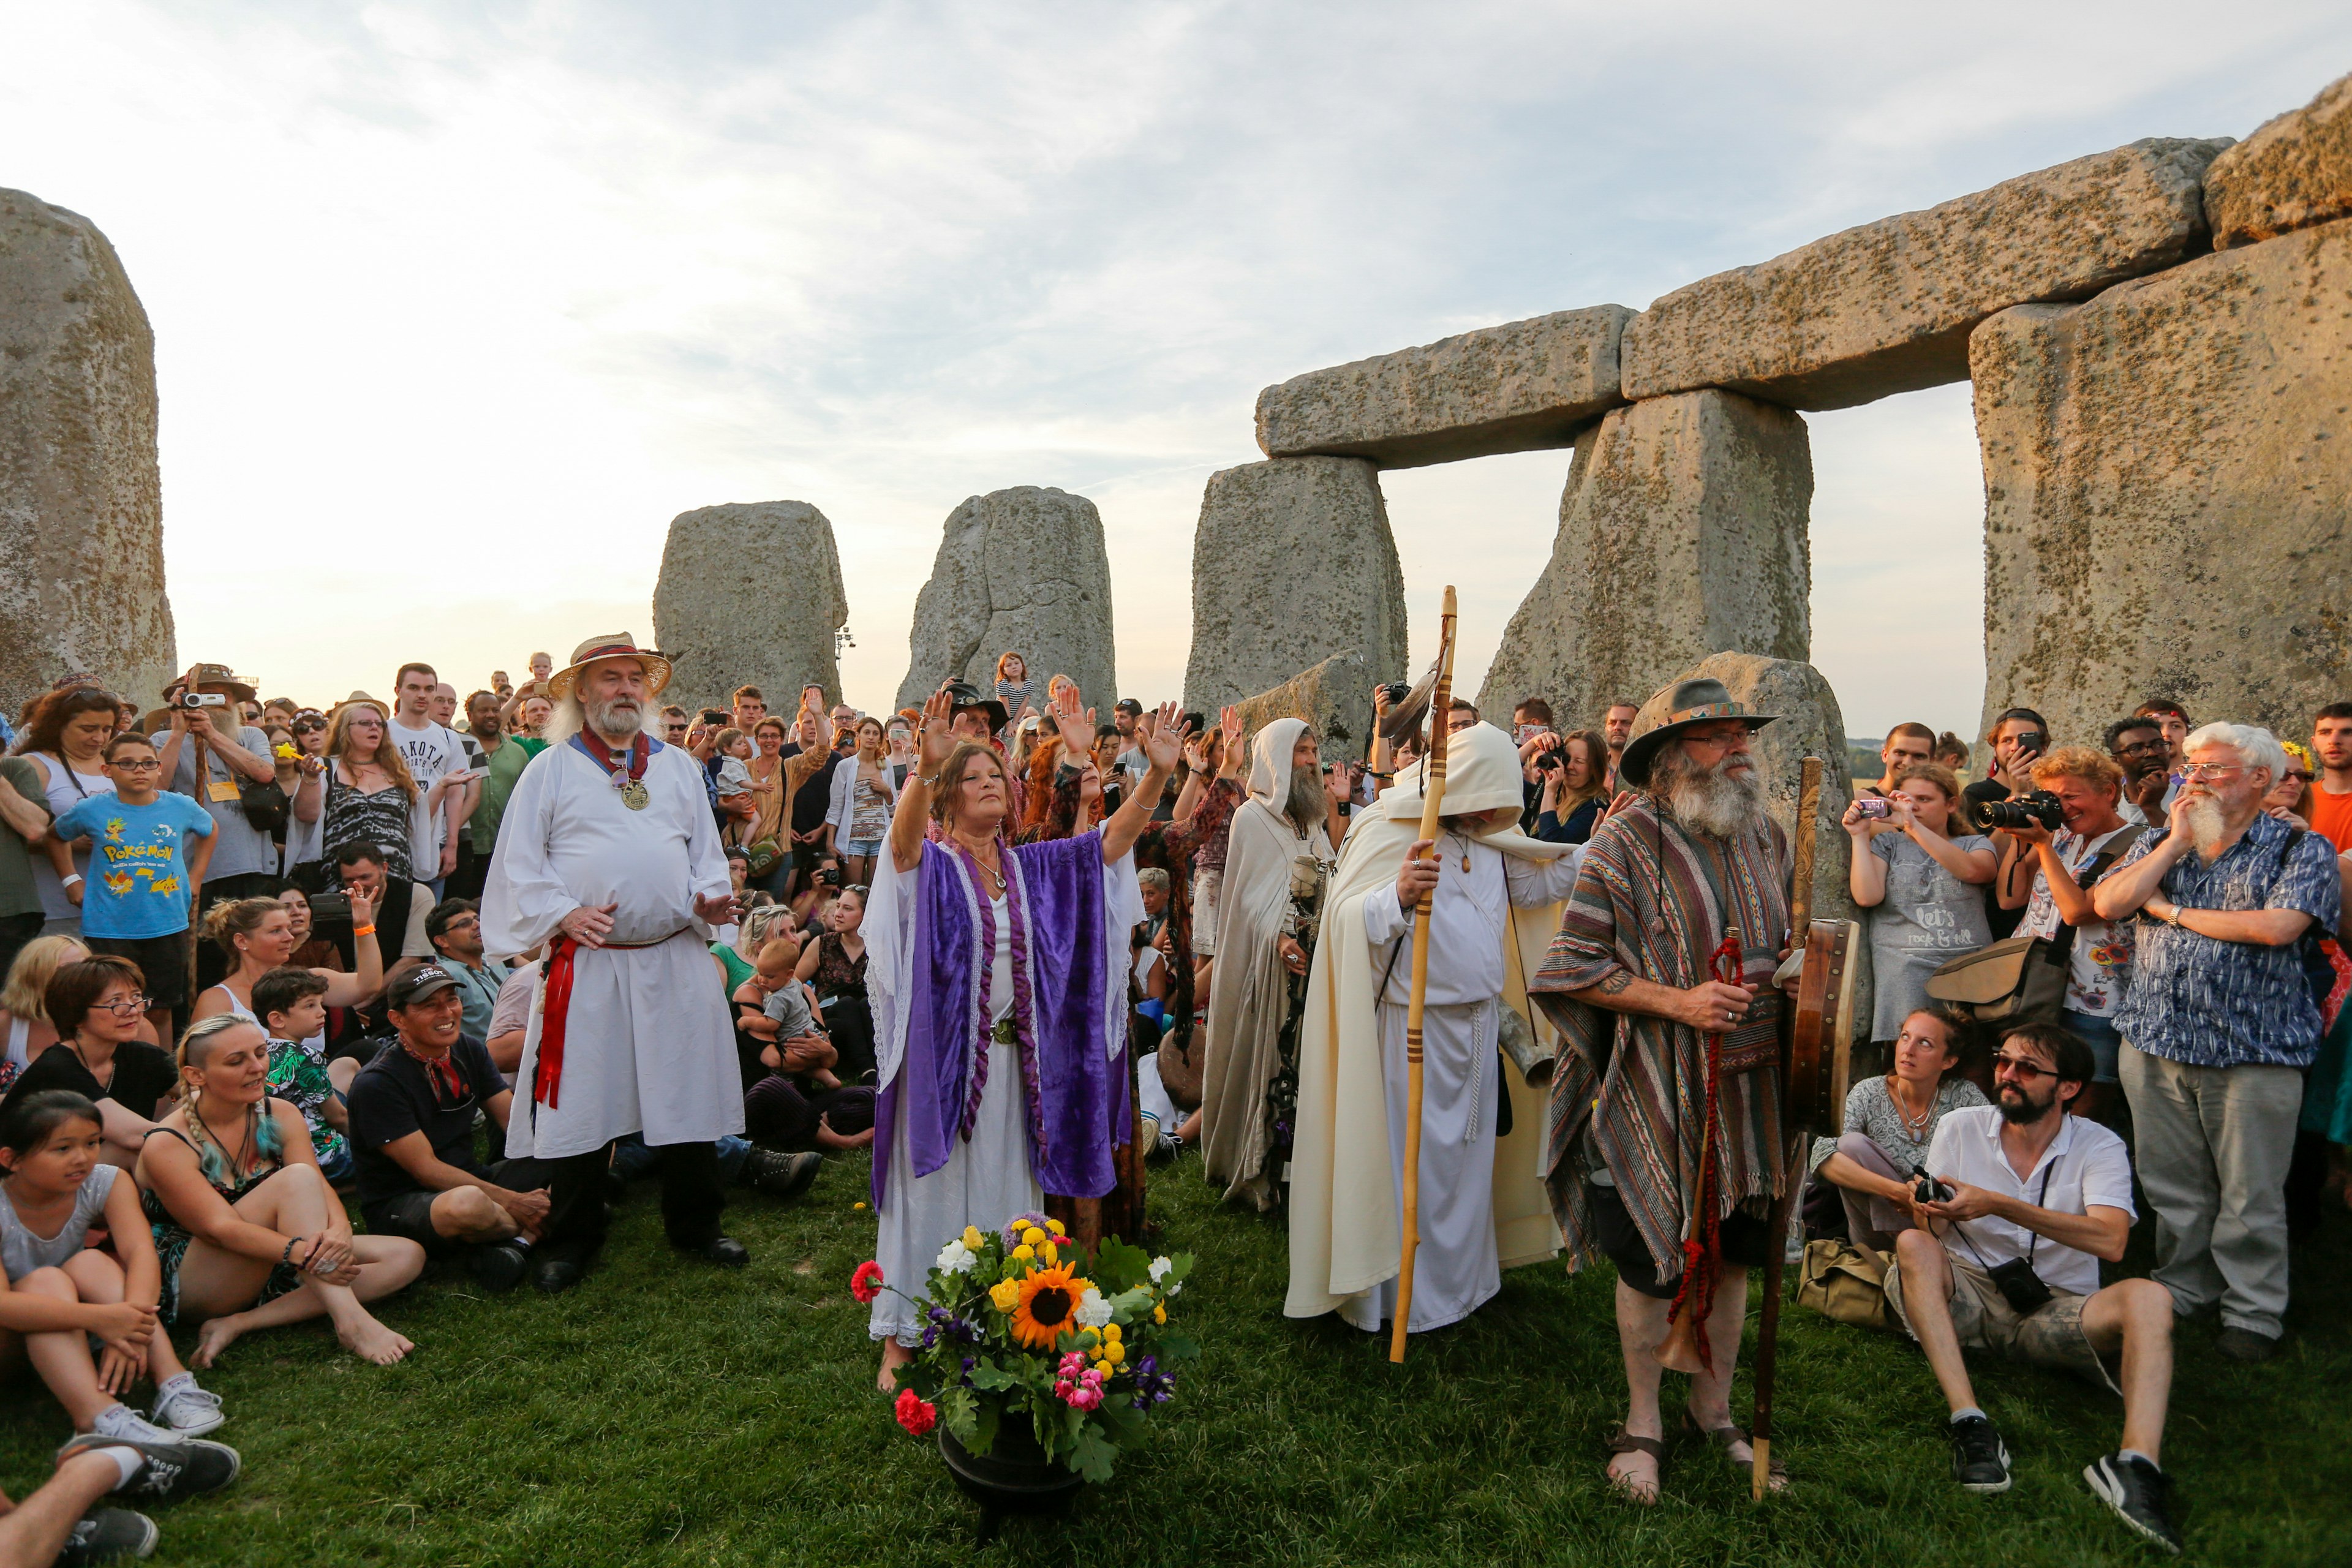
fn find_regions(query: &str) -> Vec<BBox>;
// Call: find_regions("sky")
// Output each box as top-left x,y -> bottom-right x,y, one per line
4,1 -> 2348,738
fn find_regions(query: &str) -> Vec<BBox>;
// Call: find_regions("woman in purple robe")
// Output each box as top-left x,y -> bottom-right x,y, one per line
865,684 -> 1181,1388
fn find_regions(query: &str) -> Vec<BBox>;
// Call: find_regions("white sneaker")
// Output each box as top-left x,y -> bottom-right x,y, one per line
90,1403 -> 179,1446
153,1382 -> 225,1437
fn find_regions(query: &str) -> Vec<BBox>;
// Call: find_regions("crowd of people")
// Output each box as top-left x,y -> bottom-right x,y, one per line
0,638 -> 2346,1562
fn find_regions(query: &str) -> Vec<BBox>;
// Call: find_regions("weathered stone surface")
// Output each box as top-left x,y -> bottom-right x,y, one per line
894,486 -> 1116,711
652,501 -> 848,714
2207,72 -> 2352,249
1254,306 -> 1632,468
1973,217 -> 2352,748
1229,652 -> 1378,765
0,189 -> 174,717
1621,138 -> 2231,410
1477,390 -> 1812,732
1182,458 -> 1408,725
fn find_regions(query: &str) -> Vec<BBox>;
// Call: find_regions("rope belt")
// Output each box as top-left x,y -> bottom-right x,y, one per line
535,927 -> 689,1109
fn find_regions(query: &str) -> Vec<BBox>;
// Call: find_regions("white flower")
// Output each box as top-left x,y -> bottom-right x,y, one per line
935,1239 -> 976,1276
1148,1256 -> 1172,1283
1074,1286 -> 1112,1328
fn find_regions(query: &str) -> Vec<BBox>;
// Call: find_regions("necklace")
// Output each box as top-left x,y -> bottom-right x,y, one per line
1444,830 -> 1472,872
68,1036 -> 115,1090
1888,1075 -> 1936,1139
952,832 -> 1008,894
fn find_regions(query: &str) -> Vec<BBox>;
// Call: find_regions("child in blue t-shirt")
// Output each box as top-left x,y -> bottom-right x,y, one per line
52,731 -> 216,1023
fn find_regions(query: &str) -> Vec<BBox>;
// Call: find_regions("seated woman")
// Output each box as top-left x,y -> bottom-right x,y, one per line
135,1015 -> 424,1368
795,884 -> 874,1083
1,936 -> 100,1095
0,1090 -> 227,1442
186,892 -> 384,1035
1,957 -> 179,1169
1808,1006 -> 1988,1253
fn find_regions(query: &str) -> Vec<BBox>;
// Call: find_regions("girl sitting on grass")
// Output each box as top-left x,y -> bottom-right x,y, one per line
1,1090 -> 227,1441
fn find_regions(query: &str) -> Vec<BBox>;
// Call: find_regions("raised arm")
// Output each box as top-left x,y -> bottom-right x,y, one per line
1100,703 -> 1180,866
889,688 -> 955,873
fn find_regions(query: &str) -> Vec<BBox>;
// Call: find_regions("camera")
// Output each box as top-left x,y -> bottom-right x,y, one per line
815,865 -> 844,888
1536,750 -> 1563,772
174,692 -> 228,709
1378,682 -> 1411,706
1853,797 -> 1896,820
1909,1164 -> 1952,1205
1985,1256 -> 2055,1314
1978,790 -> 2064,831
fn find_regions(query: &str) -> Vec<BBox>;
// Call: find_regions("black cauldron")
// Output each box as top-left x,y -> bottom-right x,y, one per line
937,1419 -> 1085,1540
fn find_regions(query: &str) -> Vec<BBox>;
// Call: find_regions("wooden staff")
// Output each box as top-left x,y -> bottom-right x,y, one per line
1750,755 -> 1823,1500
1389,585 -> 1458,1365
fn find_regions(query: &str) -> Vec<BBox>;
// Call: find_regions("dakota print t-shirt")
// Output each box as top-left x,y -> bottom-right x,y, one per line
388,716 -> 469,873
53,792 -> 216,940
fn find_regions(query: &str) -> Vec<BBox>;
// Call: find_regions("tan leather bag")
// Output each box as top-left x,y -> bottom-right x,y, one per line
1796,1237 -> 1896,1331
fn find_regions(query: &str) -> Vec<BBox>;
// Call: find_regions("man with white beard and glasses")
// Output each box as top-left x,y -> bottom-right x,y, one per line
2092,723 -> 2342,1364
1530,678 -> 1795,1504
1199,718 -> 1345,1211
480,635 -> 749,1294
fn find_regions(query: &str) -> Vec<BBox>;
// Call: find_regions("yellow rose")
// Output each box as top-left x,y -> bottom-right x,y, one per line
1153,1302 -> 1166,1324
1011,1244 -> 1033,1262
1022,1227 -> 1048,1248
1105,1341 -> 1125,1365
1046,1218 -> 1066,1237
989,1279 -> 1020,1311
1095,1359 -> 1114,1377
962,1225 -> 985,1251
1101,1323 -> 1121,1344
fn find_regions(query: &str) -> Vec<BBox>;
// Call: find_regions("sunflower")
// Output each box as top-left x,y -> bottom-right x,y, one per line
1009,1263 -> 1091,1350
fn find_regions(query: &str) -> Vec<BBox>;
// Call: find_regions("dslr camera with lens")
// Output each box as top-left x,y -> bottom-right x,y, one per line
1978,790 -> 2063,832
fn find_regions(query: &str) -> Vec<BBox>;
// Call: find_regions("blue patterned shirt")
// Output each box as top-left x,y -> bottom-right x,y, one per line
2112,814 -> 2342,1069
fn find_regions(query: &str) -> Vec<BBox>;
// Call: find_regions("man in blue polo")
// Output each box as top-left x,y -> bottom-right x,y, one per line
2094,722 -> 2342,1365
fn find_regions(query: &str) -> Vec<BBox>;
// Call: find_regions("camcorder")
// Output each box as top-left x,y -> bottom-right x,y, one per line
1978,790 -> 2064,832
174,692 -> 230,709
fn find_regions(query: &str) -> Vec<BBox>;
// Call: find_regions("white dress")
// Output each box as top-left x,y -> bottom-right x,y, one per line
480,739 -> 742,1159
1343,836 -> 1581,1333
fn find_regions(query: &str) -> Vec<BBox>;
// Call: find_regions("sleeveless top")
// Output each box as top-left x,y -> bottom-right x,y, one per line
813,932 -> 868,998
31,752 -> 112,919
321,772 -> 415,881
1,1164 -> 118,1281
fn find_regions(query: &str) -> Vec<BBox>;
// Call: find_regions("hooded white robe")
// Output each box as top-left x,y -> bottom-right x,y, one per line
1286,723 -> 1575,1332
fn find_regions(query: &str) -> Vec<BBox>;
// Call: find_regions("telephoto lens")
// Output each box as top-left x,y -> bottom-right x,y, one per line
1979,790 -> 2064,832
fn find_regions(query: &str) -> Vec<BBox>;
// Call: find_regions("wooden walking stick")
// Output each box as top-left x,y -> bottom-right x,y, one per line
1389,585 -> 1457,1365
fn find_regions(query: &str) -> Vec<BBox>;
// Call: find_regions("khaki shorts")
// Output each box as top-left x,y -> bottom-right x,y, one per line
1884,1250 -> 2120,1394
1191,867 -> 1221,957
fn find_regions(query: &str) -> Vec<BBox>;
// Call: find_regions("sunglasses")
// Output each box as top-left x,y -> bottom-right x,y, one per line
1992,1052 -> 2056,1080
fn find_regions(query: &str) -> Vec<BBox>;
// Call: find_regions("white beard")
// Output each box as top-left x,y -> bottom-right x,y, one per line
587,695 -> 645,742
2184,794 -> 2230,855
1658,752 -> 1769,840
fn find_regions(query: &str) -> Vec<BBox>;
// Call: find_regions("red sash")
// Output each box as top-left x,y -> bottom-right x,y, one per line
532,927 -> 687,1108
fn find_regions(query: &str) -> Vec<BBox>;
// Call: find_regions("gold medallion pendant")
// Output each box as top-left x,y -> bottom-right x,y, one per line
619,779 -> 651,811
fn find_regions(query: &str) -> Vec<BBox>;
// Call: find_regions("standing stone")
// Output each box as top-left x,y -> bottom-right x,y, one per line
1620,139 -> 2230,410
1182,458 -> 1408,717
1632,651 -> 1871,1049
1477,390 -> 1812,732
894,486 -> 1116,711
1229,652 -> 1377,765
1973,217 -> 2352,747
2206,72 -> 2352,250
0,190 -> 174,718
1254,306 -> 1632,468
652,501 -> 847,714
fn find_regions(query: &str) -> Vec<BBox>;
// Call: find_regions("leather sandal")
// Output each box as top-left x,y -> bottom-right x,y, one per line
1605,1425 -> 1665,1505
1681,1411 -> 1789,1490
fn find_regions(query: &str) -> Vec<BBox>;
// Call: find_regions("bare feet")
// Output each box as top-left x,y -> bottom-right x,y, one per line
188,1317 -> 242,1370
1606,1444 -> 1660,1505
337,1316 -> 415,1366
876,1338 -> 914,1393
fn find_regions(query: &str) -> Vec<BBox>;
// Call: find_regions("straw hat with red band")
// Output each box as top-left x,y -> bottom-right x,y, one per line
545,633 -> 673,701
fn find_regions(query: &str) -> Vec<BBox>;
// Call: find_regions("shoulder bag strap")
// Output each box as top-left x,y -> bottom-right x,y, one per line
2043,825 -> 2146,968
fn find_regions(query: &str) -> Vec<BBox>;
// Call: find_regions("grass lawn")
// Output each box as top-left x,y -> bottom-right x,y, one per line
4,1148 -> 2348,1567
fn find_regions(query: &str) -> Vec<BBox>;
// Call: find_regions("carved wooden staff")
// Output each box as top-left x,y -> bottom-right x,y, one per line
1390,584 -> 1458,1365
1750,754 -> 1823,1499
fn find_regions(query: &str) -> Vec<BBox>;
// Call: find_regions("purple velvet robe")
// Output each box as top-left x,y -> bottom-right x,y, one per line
873,830 -> 1129,1204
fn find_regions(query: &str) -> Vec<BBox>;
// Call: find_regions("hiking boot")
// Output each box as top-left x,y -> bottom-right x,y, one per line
742,1148 -> 823,1199
56,1433 -> 241,1503
2084,1452 -> 2184,1555
1948,1414 -> 2012,1493
55,1508 -> 158,1565
148,1381 -> 224,1438
2214,1327 -> 2277,1364
470,1241 -> 530,1294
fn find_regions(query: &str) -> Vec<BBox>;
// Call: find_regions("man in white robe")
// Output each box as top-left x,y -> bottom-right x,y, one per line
1287,723 -> 1577,1334
1200,717 -> 1341,1210
481,634 -> 747,1294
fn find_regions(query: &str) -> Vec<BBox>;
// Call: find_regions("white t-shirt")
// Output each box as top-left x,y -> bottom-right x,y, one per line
388,715 -> 469,873
1923,1104 -> 2135,1298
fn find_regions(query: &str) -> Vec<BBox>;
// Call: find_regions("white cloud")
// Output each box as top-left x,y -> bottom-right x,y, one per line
2,0 -> 2346,729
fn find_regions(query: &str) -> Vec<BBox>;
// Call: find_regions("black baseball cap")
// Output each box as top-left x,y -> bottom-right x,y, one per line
385,963 -> 459,1009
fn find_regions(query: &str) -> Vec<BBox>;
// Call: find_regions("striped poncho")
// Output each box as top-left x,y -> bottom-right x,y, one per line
1529,794 -> 1792,1284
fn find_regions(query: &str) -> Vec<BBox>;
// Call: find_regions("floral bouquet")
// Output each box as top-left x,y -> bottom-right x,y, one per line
853,1212 -> 1197,1482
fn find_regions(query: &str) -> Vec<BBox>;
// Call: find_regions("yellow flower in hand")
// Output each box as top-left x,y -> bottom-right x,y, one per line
1101,1322 -> 1121,1344
1011,1244 -> 1033,1263
962,1225 -> 985,1252
1022,1227 -> 1048,1249
989,1278 -> 1020,1312
1046,1218 -> 1066,1237
1153,1302 -> 1167,1324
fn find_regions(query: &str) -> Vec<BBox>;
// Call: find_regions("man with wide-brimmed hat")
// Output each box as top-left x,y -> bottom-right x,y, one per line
479,634 -> 751,1292
1528,676 -> 1795,1503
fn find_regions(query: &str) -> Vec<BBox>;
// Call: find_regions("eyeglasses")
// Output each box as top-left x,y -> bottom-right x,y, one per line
1680,728 -> 1753,752
1991,1052 -> 2055,1080
108,758 -> 161,771
2114,739 -> 2166,756
98,993 -> 151,1016
2180,762 -> 2242,778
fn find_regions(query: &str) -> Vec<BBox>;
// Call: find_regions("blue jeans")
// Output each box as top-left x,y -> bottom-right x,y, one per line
2063,1009 -> 2124,1084
611,1133 -> 753,1185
